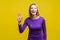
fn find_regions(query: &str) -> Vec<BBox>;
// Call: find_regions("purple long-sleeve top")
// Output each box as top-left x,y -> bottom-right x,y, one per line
18,16 -> 47,40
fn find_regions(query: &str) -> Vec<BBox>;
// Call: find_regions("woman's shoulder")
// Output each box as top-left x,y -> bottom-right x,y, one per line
25,17 -> 30,21
25,17 -> 30,20
40,16 -> 45,21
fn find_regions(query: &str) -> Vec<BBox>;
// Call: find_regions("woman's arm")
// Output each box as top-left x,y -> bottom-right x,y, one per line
42,18 -> 47,40
18,19 -> 28,33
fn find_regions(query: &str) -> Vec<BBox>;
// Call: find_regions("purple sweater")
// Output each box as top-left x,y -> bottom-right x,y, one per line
18,16 -> 46,40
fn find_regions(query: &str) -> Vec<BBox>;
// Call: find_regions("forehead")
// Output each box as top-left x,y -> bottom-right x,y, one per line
31,5 -> 37,8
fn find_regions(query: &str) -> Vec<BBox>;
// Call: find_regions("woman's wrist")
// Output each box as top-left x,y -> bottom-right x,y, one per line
18,23 -> 21,25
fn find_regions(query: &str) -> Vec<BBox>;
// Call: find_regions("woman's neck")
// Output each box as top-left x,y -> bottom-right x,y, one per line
31,15 -> 39,20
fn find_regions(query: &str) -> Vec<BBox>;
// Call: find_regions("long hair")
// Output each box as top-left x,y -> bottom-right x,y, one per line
29,3 -> 39,17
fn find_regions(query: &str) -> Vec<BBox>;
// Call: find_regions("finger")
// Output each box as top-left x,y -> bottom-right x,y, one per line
17,13 -> 21,17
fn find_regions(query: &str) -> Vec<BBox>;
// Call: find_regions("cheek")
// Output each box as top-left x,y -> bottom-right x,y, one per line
30,9 -> 33,11
35,9 -> 37,12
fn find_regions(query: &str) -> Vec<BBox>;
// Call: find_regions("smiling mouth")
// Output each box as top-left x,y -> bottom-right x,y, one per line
32,11 -> 36,13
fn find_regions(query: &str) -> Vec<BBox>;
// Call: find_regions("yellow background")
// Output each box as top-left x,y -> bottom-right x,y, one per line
0,0 -> 60,40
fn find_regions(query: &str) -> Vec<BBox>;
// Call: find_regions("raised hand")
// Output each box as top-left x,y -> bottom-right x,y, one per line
17,14 -> 22,25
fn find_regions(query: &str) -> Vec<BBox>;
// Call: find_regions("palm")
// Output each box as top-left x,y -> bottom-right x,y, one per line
17,14 -> 22,22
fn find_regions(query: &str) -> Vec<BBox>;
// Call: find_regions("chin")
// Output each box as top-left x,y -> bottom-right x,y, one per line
32,13 -> 36,14
32,14 -> 36,16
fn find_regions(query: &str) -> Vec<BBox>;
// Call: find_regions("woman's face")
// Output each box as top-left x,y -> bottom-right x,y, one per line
30,5 -> 37,15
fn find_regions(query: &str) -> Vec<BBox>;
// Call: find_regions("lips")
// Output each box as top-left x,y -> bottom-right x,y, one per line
31,11 -> 36,13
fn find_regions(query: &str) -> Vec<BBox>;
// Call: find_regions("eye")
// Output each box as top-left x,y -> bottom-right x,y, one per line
31,7 -> 33,9
35,8 -> 37,9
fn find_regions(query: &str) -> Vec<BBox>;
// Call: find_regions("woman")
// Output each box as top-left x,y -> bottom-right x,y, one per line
17,3 -> 47,40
